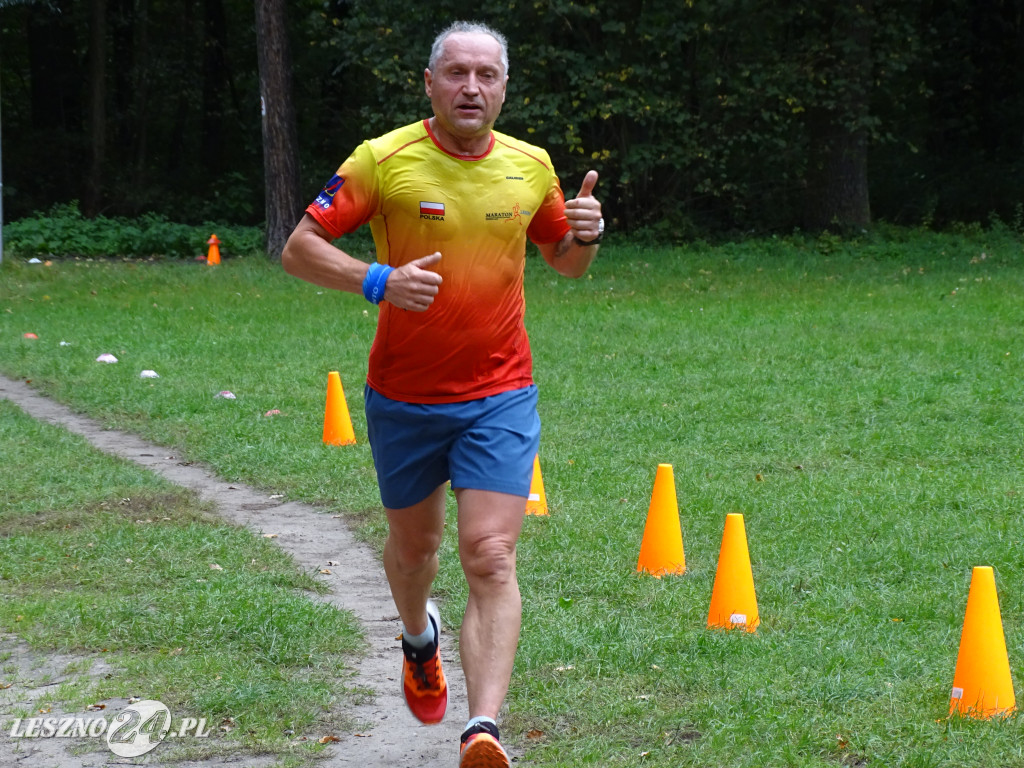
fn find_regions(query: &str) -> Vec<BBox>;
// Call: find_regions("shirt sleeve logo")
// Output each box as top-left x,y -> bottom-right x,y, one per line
314,174 -> 345,210
420,201 -> 445,220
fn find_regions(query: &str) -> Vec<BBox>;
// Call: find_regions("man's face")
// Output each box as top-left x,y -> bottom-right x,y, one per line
425,32 -> 507,150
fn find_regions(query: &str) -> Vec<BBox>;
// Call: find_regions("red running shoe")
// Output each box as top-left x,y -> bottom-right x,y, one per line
401,599 -> 447,724
459,731 -> 510,768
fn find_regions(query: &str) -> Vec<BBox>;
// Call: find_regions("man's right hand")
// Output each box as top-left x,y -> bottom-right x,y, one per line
383,252 -> 443,311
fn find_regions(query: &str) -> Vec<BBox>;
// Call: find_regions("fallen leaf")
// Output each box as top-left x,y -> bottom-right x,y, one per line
262,533 -> 278,539
87,703 -> 106,711
319,569 -> 332,575
264,409 -> 281,417
209,563 -> 223,571
319,735 -> 341,744
526,729 -> 545,740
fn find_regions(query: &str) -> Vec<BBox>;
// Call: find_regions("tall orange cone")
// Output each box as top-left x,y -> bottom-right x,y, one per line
206,234 -> 221,265
707,513 -> 759,632
949,566 -> 1016,718
525,454 -> 548,516
636,464 -> 686,577
322,371 -> 356,446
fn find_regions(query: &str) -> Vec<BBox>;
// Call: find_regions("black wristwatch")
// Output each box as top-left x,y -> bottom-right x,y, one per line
573,217 -> 604,247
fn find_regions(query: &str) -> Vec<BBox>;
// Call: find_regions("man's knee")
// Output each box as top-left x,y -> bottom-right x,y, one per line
388,529 -> 442,572
460,534 -> 517,585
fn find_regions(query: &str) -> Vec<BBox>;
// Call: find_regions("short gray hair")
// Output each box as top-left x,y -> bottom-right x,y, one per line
428,21 -> 509,75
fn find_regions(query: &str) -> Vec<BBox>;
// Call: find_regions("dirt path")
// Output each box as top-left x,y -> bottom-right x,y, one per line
0,375 -> 478,768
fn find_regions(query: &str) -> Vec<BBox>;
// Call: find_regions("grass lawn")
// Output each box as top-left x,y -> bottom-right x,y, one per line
0,397 -> 364,763
2,224 -> 1024,766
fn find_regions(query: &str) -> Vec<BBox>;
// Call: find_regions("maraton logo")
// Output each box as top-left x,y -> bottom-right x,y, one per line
314,174 -> 345,210
485,201 -> 523,225
6,699 -> 210,757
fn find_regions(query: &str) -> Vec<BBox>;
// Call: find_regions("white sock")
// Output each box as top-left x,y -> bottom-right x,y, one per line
464,715 -> 497,733
402,615 -> 437,649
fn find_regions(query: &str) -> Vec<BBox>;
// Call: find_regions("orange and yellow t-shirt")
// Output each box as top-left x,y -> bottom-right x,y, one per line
306,119 -> 571,403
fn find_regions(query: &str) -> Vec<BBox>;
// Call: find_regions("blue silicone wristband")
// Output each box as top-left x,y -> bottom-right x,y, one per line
362,262 -> 394,305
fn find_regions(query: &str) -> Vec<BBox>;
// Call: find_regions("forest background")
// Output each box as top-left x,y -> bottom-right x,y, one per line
1,0 -> 1023,252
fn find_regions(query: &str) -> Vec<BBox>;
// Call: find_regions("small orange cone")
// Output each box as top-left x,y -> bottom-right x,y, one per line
707,513 -> 759,632
949,566 -> 1016,718
636,464 -> 686,577
206,234 -> 221,265
322,371 -> 356,446
526,454 -> 548,516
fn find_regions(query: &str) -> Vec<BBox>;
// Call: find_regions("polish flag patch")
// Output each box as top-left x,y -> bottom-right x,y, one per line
420,201 -> 445,217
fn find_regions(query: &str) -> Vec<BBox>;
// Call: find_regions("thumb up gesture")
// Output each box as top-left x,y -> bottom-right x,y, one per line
564,170 -> 603,245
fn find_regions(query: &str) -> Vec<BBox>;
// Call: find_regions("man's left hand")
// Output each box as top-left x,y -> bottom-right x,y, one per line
564,170 -> 602,243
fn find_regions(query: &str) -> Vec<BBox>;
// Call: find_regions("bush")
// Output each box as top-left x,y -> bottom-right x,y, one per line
2,203 -> 266,259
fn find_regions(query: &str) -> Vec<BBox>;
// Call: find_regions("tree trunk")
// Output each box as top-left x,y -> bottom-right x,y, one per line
85,0 -> 108,217
803,107 -> 871,232
132,0 -> 152,205
254,0 -> 302,259
802,1 -> 874,232
202,0 -> 229,174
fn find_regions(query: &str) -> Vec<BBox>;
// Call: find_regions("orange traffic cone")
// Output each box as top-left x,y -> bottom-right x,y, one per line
323,371 -> 356,446
636,464 -> 686,577
526,454 -> 548,516
707,513 -> 759,632
206,234 -> 221,265
949,566 -> 1016,718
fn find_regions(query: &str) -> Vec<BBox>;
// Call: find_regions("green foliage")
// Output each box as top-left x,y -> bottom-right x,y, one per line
2,203 -> 265,259
3,0 -> 1024,237
310,0 -> 940,234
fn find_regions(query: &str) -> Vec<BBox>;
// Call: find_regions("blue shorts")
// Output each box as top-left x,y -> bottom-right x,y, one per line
364,384 -> 541,510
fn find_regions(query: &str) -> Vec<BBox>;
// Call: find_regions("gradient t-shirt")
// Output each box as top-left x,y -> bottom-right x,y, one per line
307,119 -> 571,403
